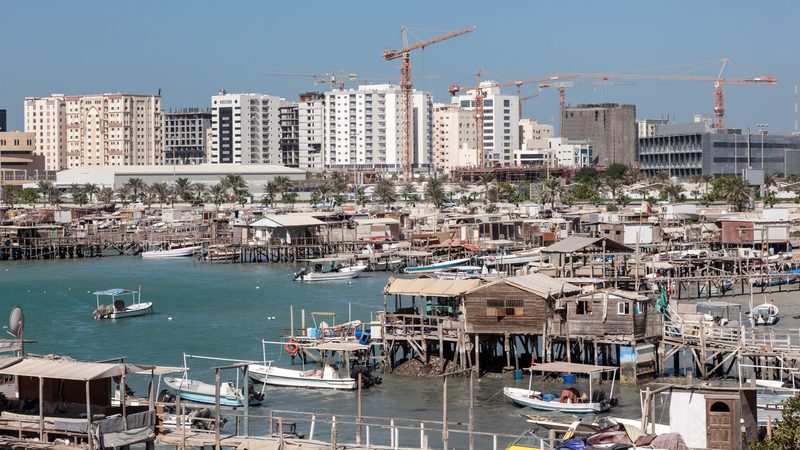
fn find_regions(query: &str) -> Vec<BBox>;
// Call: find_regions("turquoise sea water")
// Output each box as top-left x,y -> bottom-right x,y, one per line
0,257 -> 645,447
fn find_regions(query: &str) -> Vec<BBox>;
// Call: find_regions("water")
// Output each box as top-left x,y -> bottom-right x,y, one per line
0,257 -> 649,447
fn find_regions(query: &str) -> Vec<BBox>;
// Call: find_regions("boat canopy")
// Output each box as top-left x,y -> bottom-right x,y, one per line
308,342 -> 369,352
93,288 -> 133,296
384,277 -> 482,297
527,361 -> 617,374
0,357 -> 127,381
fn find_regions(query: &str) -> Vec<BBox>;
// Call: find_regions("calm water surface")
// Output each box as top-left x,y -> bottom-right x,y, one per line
0,257 -> 650,447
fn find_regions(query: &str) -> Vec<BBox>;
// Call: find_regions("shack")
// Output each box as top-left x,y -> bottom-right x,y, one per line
354,217 -> 400,241
542,236 -> 634,278
248,214 -> 326,244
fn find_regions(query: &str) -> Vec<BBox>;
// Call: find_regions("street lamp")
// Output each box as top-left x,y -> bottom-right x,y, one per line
756,123 -> 768,170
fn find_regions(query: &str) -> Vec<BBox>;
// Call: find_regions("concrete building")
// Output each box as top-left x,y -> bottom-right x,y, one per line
562,103 -> 636,166
63,93 -> 163,168
54,164 -> 305,194
279,103 -> 299,167
512,148 -> 549,167
210,91 -> 284,165
638,122 -> 800,179
24,95 -> 67,171
323,84 -> 432,171
297,92 -> 325,171
164,108 -> 211,165
519,119 -> 553,150
0,131 -> 45,185
0,109 -> 6,132
453,82 -> 520,166
432,103 -> 477,172
549,137 -> 593,168
637,119 -> 669,138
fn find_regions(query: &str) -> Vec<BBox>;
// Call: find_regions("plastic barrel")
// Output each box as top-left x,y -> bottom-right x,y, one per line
563,374 -> 576,383
514,370 -> 523,380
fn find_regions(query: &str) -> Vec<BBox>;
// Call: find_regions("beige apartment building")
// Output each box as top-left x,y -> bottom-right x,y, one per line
519,119 -> 553,150
0,131 -> 45,185
432,104 -> 477,173
25,93 -> 163,170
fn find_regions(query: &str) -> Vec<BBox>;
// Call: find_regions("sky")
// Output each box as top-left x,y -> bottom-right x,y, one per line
2,0 -> 798,133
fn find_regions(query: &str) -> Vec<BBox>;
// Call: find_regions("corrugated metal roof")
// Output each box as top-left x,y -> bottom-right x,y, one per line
0,358 -> 126,381
250,214 -> 326,228
542,236 -> 633,254
528,361 -> 617,373
384,277 -> 482,296
504,274 -> 582,298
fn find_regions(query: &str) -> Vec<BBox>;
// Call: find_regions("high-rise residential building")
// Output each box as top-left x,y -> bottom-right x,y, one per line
452,82 -> 520,166
323,84 -> 432,171
432,103 -> 477,172
164,108 -> 211,165
210,92 -> 283,164
279,103 -> 299,167
0,109 -> 6,132
562,103 -> 636,166
24,95 -> 67,171
519,119 -> 553,150
0,131 -> 45,184
297,92 -> 325,171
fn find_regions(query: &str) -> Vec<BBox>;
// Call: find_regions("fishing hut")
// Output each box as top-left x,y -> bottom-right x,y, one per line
0,355 -> 169,450
541,236 -> 634,280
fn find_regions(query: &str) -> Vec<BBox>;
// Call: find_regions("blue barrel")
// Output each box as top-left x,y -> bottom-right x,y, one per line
514,370 -> 523,380
355,330 -> 363,339
359,333 -> 370,345
563,374 -> 576,383
543,393 -> 558,402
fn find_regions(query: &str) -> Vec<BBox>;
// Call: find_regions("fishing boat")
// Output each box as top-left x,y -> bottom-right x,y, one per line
403,257 -> 471,274
248,362 -> 357,390
293,257 -> 368,282
162,376 -> 252,407
142,242 -> 201,258
92,287 -> 153,320
430,265 -> 505,280
504,362 -> 618,414
750,302 -> 780,326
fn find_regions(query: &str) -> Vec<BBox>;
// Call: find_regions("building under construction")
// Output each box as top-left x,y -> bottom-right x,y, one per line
562,103 -> 637,167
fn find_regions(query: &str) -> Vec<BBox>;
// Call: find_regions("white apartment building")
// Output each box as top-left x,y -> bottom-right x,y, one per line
66,94 -> 162,167
519,119 -> 553,150
297,92 -> 325,170
323,84 -> 432,171
210,92 -> 285,165
432,103 -> 477,172
24,95 -> 67,171
549,137 -> 593,168
453,82 -> 520,166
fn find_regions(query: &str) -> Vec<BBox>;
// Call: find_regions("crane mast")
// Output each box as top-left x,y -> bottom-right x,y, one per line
384,26 -> 475,181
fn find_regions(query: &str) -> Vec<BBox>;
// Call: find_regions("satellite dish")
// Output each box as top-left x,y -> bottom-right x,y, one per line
9,306 -> 24,338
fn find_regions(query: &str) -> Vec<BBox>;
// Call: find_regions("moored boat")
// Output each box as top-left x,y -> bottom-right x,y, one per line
142,242 -> 201,258
92,287 -> 153,320
162,376 -> 251,407
248,363 -> 357,390
294,257 -> 368,282
750,302 -> 779,326
403,257 -> 471,274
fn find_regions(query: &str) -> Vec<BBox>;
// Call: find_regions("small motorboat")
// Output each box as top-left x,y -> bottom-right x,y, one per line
142,242 -> 201,258
248,362 -> 357,390
750,303 -> 780,326
403,257 -> 471,274
92,287 -> 153,320
162,376 -> 262,407
294,257 -> 368,282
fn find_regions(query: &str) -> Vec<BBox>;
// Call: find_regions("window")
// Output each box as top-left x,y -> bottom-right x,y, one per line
618,302 -> 630,315
486,299 -> 524,317
576,300 -> 592,315
503,99 -> 510,107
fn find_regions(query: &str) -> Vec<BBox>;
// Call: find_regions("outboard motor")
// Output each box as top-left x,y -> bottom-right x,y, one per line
249,383 -> 265,402
293,268 -> 307,280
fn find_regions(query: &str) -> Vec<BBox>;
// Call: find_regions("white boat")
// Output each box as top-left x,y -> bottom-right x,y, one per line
294,257 -> 368,282
162,376 -> 259,407
92,287 -> 153,320
142,243 -> 201,258
430,265 -> 504,280
750,302 -> 780,326
403,257 -> 471,274
504,362 -> 618,414
248,363 -> 357,390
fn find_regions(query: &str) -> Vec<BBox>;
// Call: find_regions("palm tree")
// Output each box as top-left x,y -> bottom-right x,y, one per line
329,175 -> 348,198
400,183 -> 416,202
125,178 -> 146,202
282,192 -> 299,210
424,177 -> 447,209
651,170 -> 670,186
722,176 -> 752,212
97,187 -> 115,204
116,185 -> 132,206
37,180 -> 53,204
539,177 -> 562,209
661,180 -> 684,203
50,189 -> 63,206
374,178 -> 397,208
150,182 -> 170,207
478,174 -> 496,203
763,172 -> 778,191
69,183 -> 82,203
192,183 -> 207,203
83,183 -> 99,203
174,177 -> 192,201
355,186 -> 369,207
692,174 -> 714,194
316,181 -> 332,206
263,181 -> 280,208
209,183 -> 227,211
603,177 -> 625,201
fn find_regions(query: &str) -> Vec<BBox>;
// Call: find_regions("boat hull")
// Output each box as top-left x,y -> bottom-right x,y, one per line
503,387 -> 608,414
96,302 -> 153,319
403,258 -> 471,274
248,364 -> 357,390
142,246 -> 200,258
295,265 -> 367,282
163,377 -> 248,407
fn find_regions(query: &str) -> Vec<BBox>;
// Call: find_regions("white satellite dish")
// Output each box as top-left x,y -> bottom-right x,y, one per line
8,306 -> 24,338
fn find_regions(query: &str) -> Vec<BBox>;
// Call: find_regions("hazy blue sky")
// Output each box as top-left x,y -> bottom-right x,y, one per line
2,1 -> 798,132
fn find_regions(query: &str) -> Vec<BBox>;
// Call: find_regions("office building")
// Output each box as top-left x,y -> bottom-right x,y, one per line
323,84 -> 432,171
164,108 -> 211,165
297,92 -> 325,171
24,95 -> 67,171
432,103 -> 477,172
562,103 -> 636,166
548,137 -> 593,168
452,81 -> 520,166
638,122 -> 800,179
0,131 -> 45,184
210,92 -> 284,165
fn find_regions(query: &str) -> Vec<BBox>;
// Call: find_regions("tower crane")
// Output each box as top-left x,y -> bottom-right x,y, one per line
577,58 -> 777,128
263,70 -> 359,90
383,26 -> 475,181
519,93 -> 540,118
538,81 -> 634,136
449,72 -> 577,167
